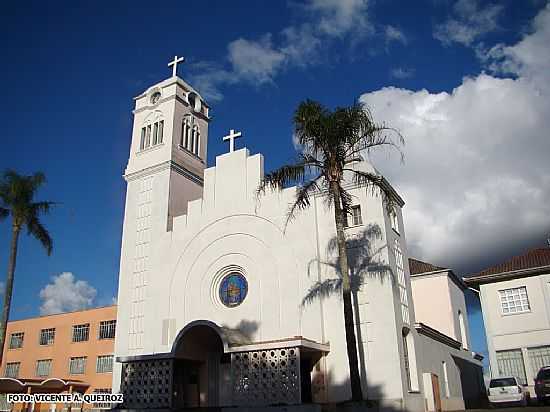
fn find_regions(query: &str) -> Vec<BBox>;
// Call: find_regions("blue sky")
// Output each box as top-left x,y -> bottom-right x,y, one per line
2,0 -> 550,366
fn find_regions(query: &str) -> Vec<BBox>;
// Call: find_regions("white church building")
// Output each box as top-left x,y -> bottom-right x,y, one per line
113,59 -> 484,411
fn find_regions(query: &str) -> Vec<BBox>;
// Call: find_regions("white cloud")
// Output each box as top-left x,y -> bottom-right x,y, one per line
385,25 -> 408,45
434,0 -> 503,46
39,272 -> 97,315
303,0 -> 370,37
228,35 -> 286,84
361,4 -> 550,270
390,67 -> 415,79
484,4 -> 550,90
189,0 -> 371,101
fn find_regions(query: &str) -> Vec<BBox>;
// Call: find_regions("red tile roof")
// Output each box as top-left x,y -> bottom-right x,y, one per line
474,248 -> 550,277
408,258 -> 445,275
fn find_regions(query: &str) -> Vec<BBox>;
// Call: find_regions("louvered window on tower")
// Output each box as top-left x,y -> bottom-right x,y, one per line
180,117 -> 200,157
140,120 -> 164,150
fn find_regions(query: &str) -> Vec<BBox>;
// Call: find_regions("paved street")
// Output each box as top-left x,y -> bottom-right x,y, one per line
466,408 -> 550,412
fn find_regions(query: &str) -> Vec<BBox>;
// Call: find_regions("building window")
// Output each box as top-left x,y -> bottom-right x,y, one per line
39,328 -> 55,346
401,328 -> 419,391
458,310 -> 468,349
72,324 -> 90,342
496,349 -> 527,385
390,207 -> 399,233
140,127 -> 146,150
69,357 -> 87,374
139,120 -> 164,151
4,362 -> 20,378
394,239 -> 409,324
9,332 -> 24,349
36,359 -> 52,377
402,331 -> 411,391
145,125 -> 151,147
499,286 -> 530,315
344,205 -> 363,227
158,120 -> 164,144
180,117 -> 200,157
99,320 -> 116,339
528,346 -> 550,380
93,388 -> 113,409
442,361 -> 450,397
96,355 -> 114,373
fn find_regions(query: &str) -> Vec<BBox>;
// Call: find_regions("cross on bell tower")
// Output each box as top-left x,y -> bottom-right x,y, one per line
168,55 -> 185,77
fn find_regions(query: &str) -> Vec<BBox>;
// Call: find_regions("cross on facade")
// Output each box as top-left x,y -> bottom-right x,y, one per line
168,55 -> 185,77
223,129 -> 242,153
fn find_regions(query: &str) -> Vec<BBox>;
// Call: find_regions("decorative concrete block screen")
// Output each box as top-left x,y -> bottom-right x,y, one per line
232,347 -> 301,406
120,359 -> 173,409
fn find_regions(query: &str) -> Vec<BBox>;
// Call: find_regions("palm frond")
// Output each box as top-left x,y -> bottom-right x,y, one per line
31,201 -> 56,215
284,177 -> 323,227
348,170 -> 383,187
257,162 -> 308,196
0,207 -> 8,221
29,172 -> 46,191
26,216 -> 53,256
346,125 -> 404,163
339,184 -> 354,216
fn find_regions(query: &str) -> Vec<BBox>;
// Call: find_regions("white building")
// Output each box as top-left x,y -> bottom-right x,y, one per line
464,248 -> 550,396
113,64 -> 483,411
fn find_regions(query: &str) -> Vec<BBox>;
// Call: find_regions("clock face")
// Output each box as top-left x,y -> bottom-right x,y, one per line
150,91 -> 161,104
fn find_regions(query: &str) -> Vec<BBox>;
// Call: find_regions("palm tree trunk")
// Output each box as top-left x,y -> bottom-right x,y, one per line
0,224 -> 21,365
330,181 -> 364,402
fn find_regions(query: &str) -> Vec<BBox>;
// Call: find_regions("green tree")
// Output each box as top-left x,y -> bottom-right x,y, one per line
257,100 -> 403,401
0,170 -> 54,363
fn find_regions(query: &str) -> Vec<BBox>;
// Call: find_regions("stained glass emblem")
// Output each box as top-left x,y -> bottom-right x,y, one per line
220,273 -> 248,307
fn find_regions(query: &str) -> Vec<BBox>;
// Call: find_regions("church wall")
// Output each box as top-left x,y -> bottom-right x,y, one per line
364,188 -> 410,403
165,163 -> 320,345
310,182 -> 407,403
167,168 -> 204,223
382,199 -> 426,409
113,176 -> 145,391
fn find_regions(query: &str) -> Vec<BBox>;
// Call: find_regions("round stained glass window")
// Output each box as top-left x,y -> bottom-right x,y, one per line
219,273 -> 248,307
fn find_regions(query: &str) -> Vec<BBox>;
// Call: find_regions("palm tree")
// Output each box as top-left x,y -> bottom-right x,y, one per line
257,100 -> 403,401
0,170 -> 54,363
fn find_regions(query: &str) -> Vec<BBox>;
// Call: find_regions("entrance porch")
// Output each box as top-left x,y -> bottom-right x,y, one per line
117,321 -> 329,409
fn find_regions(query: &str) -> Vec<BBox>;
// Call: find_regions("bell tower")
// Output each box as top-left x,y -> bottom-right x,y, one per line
124,55 -> 210,227
116,57 -> 210,357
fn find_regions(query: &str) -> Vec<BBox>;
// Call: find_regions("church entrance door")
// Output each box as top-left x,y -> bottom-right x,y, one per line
172,324 -> 225,408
